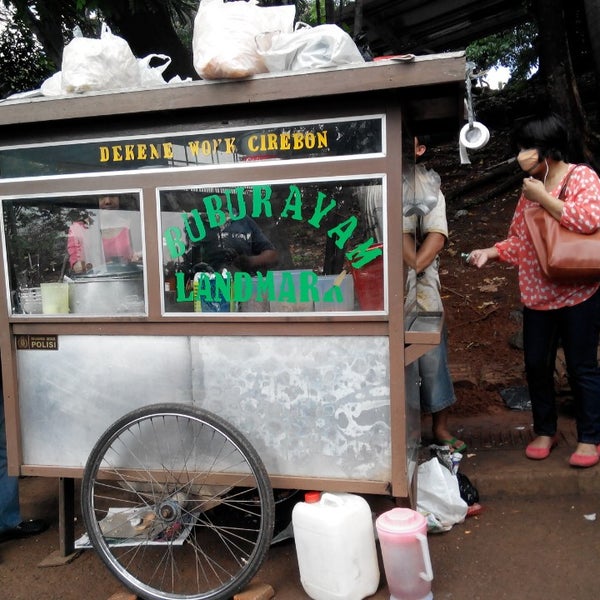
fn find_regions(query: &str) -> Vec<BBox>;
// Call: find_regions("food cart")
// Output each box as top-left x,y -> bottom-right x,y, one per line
0,51 -> 464,600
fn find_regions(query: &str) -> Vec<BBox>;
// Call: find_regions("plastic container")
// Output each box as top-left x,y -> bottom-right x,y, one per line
375,508 -> 433,600
237,275 -> 270,312
19,287 -> 43,314
40,282 -> 69,314
314,274 -> 355,312
351,243 -> 384,310
292,491 -> 380,600
269,269 -> 315,312
193,271 -> 231,312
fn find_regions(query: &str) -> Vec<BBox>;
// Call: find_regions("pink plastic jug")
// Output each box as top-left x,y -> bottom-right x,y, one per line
375,508 -> 433,600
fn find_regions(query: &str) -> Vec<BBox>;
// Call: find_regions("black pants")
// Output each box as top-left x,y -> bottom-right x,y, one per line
523,287 -> 600,444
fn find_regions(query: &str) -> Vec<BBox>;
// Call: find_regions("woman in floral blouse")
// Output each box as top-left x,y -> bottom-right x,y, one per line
468,113 -> 600,468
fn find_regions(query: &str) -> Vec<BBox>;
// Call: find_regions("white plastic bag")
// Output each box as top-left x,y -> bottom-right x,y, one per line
61,23 -> 141,93
42,52 -> 183,97
256,22 -> 365,73
416,457 -> 468,533
192,0 -> 295,79
40,72 -> 64,97
138,54 -> 172,87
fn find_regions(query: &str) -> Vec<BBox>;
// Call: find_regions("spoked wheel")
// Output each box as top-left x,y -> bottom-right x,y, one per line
81,403 -> 275,600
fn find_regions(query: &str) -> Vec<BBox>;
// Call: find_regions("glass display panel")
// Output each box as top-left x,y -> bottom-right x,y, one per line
2,193 -> 145,315
0,117 -> 383,179
402,132 -> 417,326
160,178 -> 385,314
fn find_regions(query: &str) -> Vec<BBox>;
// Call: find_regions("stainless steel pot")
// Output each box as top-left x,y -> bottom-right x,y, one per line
68,273 -> 145,315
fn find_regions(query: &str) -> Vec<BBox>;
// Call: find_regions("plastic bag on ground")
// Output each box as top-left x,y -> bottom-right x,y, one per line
256,22 -> 365,73
416,457 -> 468,533
500,385 -> 532,411
457,472 -> 480,506
61,23 -> 141,93
192,0 -> 296,80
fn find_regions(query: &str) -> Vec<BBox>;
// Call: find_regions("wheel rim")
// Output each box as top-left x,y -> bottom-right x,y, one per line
82,406 -> 274,600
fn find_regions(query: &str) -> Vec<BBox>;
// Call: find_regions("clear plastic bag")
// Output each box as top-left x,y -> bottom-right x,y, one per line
403,163 -> 441,217
61,23 -> 141,93
256,22 -> 365,73
192,0 -> 296,80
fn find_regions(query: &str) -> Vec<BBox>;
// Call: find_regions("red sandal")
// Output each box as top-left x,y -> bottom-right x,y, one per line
525,436 -> 558,460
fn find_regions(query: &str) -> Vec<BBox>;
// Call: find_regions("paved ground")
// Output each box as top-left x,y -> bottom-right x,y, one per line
2,410 -> 600,600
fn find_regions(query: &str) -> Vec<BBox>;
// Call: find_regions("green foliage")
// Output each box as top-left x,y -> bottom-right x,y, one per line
297,0 -> 319,24
466,22 -> 539,82
0,17 -> 53,97
4,202 -> 77,286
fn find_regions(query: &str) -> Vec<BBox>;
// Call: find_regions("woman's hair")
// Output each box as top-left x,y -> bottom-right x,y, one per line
512,113 -> 570,161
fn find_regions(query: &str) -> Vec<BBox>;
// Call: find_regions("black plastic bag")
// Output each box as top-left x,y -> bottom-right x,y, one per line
500,385 -> 531,411
457,472 -> 479,506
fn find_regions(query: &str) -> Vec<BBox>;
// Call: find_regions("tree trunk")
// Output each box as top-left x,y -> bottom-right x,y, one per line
583,0 -> 600,77
338,0 -> 345,25
325,0 -> 335,24
532,0 -> 598,169
109,6 -> 196,80
353,0 -> 364,37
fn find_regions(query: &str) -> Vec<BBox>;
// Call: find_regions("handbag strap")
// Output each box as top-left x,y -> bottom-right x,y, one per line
558,164 -> 583,200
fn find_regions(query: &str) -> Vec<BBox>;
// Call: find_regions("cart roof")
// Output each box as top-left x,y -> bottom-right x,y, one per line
0,52 -> 465,140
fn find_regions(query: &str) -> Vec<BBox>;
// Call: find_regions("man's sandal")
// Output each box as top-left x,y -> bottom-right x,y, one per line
436,437 -> 467,453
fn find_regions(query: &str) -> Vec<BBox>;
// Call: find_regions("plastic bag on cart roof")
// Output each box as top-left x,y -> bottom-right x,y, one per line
41,53 -> 185,97
138,53 -> 172,86
416,456 -> 468,533
61,23 -> 141,93
256,22 -> 365,73
139,55 -> 192,85
192,0 -> 296,79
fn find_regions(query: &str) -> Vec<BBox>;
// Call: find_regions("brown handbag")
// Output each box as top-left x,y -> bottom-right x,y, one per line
523,165 -> 600,283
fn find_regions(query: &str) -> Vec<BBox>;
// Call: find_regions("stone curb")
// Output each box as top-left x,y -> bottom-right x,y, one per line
436,414 -> 600,498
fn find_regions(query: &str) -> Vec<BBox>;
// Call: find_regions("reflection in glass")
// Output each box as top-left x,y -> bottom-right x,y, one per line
160,179 -> 384,314
2,193 -> 145,315
67,194 -> 142,276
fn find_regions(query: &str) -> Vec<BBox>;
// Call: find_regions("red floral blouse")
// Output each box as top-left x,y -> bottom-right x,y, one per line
495,164 -> 600,310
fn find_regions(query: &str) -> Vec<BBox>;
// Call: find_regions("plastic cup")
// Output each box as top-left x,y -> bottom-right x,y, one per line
41,283 -> 69,314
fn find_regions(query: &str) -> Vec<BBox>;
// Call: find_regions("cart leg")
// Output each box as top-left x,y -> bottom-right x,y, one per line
59,477 -> 75,557
38,477 -> 80,567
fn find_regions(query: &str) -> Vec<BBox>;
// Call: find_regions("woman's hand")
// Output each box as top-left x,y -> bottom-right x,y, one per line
466,247 -> 498,268
522,176 -> 564,220
522,176 -> 547,204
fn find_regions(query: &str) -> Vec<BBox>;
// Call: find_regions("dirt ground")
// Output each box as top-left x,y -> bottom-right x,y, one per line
3,477 -> 600,600
427,128 -> 529,418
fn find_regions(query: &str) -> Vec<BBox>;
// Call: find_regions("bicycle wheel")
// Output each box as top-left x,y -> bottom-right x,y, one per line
81,403 -> 275,600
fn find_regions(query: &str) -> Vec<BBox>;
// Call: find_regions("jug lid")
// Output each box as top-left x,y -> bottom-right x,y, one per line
304,491 -> 321,503
376,507 -> 426,534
